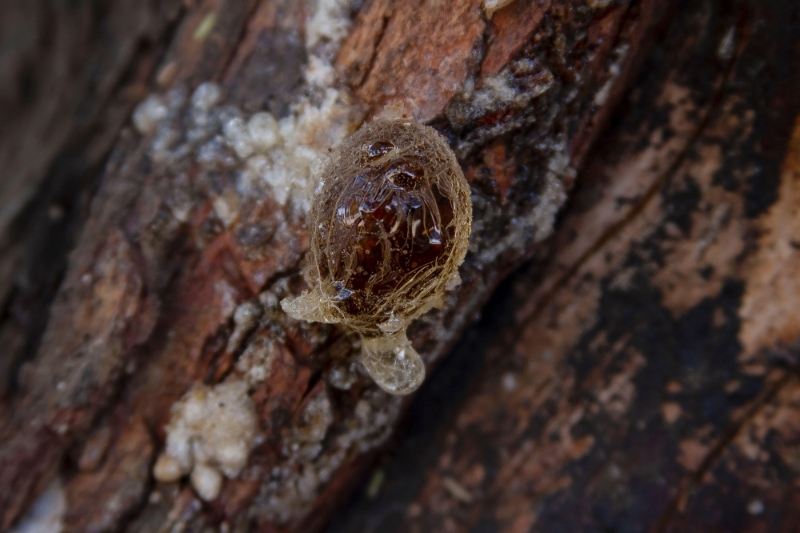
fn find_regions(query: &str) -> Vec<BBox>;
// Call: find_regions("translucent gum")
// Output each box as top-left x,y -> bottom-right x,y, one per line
360,332 -> 425,395
281,118 -> 472,395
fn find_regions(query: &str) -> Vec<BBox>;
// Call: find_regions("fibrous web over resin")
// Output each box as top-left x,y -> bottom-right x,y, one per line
282,118 -> 472,394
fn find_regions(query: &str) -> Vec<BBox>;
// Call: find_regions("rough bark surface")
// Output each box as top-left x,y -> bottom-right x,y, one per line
1,0 -> 798,532
327,1 -> 800,531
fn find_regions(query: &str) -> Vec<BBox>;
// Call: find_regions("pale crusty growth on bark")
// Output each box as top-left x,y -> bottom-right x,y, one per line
0,0 -> 688,531
153,382 -> 257,501
484,0 -> 518,17
9,480 -> 65,533
282,118 -> 472,395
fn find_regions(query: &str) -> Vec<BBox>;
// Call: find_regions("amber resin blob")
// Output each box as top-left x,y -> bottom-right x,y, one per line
282,118 -> 472,394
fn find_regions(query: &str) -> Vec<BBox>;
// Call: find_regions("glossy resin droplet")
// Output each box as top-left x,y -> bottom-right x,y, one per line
282,118 -> 472,394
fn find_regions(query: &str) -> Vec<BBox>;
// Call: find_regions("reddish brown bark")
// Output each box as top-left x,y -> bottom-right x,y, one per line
327,1 -> 800,532
2,0 -> 798,532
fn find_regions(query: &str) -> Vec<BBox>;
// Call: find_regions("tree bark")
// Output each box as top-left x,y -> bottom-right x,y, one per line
1,1 -> 798,532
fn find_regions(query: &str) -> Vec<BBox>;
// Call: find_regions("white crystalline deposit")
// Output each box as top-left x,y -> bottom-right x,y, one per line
153,381 -> 257,501
10,479 -> 66,533
132,95 -> 168,135
306,0 -> 354,50
191,81 -> 222,111
223,117 -> 255,160
235,336 -> 279,386
226,301 -> 263,355
130,0 -> 361,218
131,81 -> 358,216
247,113 -> 282,152
484,0 -> 517,17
